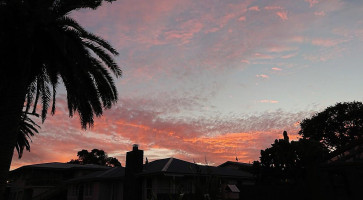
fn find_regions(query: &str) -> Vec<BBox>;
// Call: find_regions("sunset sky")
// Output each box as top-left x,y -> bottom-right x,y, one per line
11,0 -> 363,169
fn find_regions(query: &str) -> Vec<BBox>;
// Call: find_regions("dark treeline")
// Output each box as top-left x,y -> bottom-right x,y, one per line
248,102 -> 363,200
68,149 -> 121,167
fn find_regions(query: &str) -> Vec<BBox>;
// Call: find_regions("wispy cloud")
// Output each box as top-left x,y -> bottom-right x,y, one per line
259,99 -> 279,104
272,67 -> 282,71
276,11 -> 288,21
254,53 -> 274,59
311,38 -> 342,47
281,52 -> 298,59
305,0 -> 319,8
248,6 -> 260,12
256,74 -> 269,79
238,16 -> 246,22
314,11 -> 326,16
264,6 -> 283,11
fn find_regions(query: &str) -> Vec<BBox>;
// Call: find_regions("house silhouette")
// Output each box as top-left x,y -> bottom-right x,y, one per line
6,145 -> 254,200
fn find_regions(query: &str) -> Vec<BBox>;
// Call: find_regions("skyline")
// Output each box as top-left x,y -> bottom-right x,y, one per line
11,0 -> 363,169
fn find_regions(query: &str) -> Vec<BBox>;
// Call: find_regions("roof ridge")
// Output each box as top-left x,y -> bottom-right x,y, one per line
162,157 -> 174,172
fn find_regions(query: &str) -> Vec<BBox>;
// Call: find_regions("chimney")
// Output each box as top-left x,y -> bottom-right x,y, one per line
126,144 -> 143,173
124,144 -> 143,200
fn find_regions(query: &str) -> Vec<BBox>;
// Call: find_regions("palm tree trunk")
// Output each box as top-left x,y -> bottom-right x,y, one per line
0,26 -> 34,197
0,75 -> 29,199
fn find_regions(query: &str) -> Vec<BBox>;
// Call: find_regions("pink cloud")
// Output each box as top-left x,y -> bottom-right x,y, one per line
311,38 -> 341,47
305,0 -> 319,7
241,59 -> 250,64
238,16 -> 246,21
248,6 -> 260,12
264,6 -> 283,10
272,67 -> 282,71
276,11 -> 288,21
256,74 -> 269,79
289,36 -> 305,43
164,20 -> 204,44
266,45 -> 297,53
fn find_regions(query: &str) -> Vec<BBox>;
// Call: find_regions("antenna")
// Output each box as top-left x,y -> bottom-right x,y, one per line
204,155 -> 209,166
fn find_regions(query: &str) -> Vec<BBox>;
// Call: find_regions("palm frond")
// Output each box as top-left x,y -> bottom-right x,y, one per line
36,69 -> 51,122
83,41 -> 121,77
16,112 -> 40,158
25,80 -> 37,114
58,17 -> 121,77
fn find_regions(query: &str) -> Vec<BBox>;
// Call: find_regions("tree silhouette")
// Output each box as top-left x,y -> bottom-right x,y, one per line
69,149 -> 121,167
259,131 -> 327,184
0,0 -> 120,195
299,102 -> 363,152
260,131 -> 297,181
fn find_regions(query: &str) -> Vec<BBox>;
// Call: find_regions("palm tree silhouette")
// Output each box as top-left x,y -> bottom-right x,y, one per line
0,0 -> 120,195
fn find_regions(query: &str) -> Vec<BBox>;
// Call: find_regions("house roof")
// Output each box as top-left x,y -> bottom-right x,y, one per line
218,161 -> 253,168
11,162 -> 110,173
68,167 -> 125,182
141,157 -> 253,178
327,138 -> 363,163
11,158 -> 253,182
